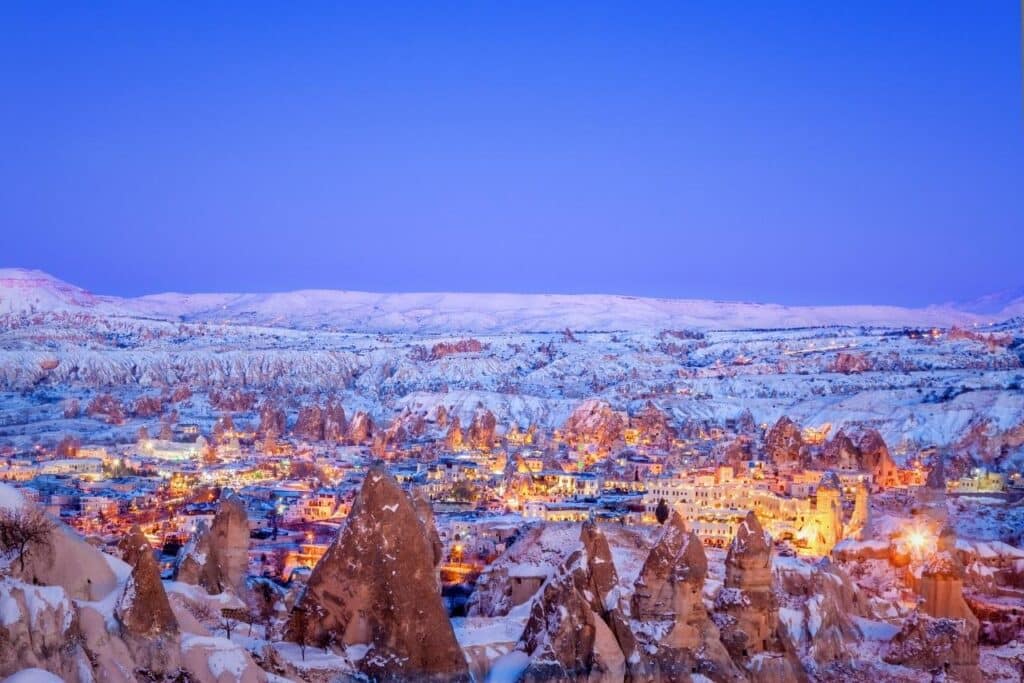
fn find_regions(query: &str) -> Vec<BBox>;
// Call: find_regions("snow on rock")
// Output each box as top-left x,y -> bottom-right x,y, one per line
181,634 -> 265,683
1,669 -> 65,683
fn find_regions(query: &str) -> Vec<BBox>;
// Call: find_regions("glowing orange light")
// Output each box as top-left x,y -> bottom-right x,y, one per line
906,530 -> 927,550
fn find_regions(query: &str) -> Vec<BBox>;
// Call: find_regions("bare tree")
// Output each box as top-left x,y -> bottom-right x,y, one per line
219,610 -> 242,641
225,605 -> 256,637
0,506 -> 56,574
291,604 -> 311,660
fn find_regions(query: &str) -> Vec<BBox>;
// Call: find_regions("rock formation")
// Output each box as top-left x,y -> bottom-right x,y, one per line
347,410 -> 374,444
775,559 -> 864,665
630,511 -> 742,681
918,456 -> 949,525
116,527 -> 178,637
132,394 -> 165,418
0,483 -> 264,683
821,430 -> 860,471
829,351 -> 872,374
629,402 -> 676,449
919,525 -> 978,622
174,492 -> 250,595
86,393 -> 125,424
845,480 -> 870,540
284,467 -> 469,682
467,407 -> 497,450
430,338 -> 484,359
715,511 -> 806,682
209,389 -> 257,412
117,524 -> 151,571
562,400 -> 626,452
323,400 -> 347,441
257,400 -> 286,438
292,404 -> 325,440
445,416 -> 465,450
810,471 -> 844,555
765,416 -> 804,466
411,487 -> 443,570
856,429 -> 899,487
516,521 -> 627,683
884,613 -> 981,683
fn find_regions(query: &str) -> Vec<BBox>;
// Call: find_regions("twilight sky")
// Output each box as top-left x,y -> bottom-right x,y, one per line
1,2 -> 1022,306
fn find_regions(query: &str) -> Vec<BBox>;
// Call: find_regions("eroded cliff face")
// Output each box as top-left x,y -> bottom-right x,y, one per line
284,466 -> 470,682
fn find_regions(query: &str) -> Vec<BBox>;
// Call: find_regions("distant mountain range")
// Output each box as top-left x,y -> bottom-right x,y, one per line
1,267 -> 1020,333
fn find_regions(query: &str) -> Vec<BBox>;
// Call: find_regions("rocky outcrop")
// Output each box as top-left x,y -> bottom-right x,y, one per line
467,407 -> 497,450
117,525 -> 151,571
209,389 -> 257,412
445,416 -> 465,450
829,352 -> 872,374
132,394 -> 165,418
810,471 -> 844,555
764,416 -> 804,466
467,524 -> 568,618
292,401 -> 349,441
883,611 -> 981,683
715,511 -> 806,682
516,522 -> 627,683
11,523 -> 118,602
116,528 -> 178,637
86,393 -> 125,424
174,492 -> 250,596
562,400 -> 626,452
918,456 -> 949,524
845,481 -> 870,540
257,400 -> 286,438
856,429 -> 899,487
323,401 -> 347,441
776,559 -> 864,665
412,488 -> 443,570
820,430 -> 860,471
0,578 -> 91,681
0,483 -> 264,683
517,562 -> 626,683
629,402 -> 676,449
630,512 -> 741,681
284,467 -> 469,682
919,525 -> 978,624
293,404 -> 325,440
430,338 -> 484,359
347,410 -> 374,444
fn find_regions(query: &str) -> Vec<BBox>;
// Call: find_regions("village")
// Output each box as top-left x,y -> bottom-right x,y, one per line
2,402 -> 1018,592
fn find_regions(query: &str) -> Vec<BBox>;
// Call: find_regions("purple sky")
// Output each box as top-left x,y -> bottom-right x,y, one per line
1,2 -> 1022,306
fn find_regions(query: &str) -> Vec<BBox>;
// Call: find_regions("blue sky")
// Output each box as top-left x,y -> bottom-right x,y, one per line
1,2 -> 1021,305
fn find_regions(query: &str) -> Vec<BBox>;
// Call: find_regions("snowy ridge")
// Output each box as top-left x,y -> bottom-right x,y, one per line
0,268 -> 1012,332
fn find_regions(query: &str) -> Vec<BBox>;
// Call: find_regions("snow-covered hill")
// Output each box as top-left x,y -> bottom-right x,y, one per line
1,267 -> 1022,460
0,268 -> 1012,332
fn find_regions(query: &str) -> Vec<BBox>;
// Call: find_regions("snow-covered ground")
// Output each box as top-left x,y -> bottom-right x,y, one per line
3,267 -> 1017,331
0,268 -> 1022,458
